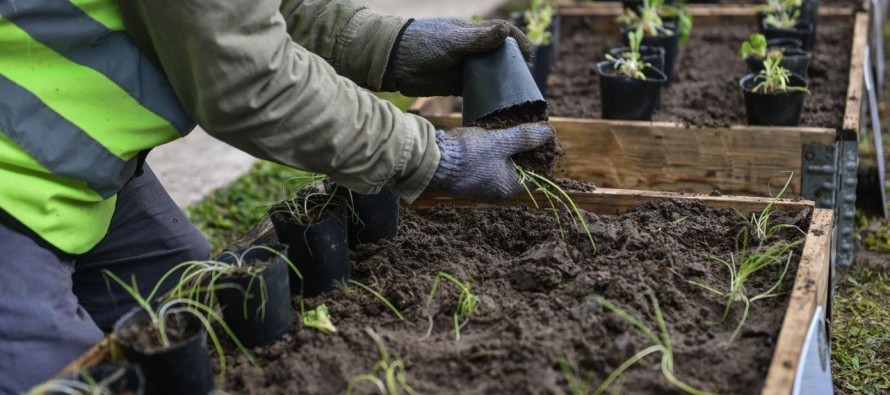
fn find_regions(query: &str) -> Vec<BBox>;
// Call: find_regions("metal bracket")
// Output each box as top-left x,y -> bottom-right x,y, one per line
836,140 -> 859,269
802,144 -> 838,209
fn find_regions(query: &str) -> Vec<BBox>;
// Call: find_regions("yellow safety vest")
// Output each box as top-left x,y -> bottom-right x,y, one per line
0,0 -> 194,254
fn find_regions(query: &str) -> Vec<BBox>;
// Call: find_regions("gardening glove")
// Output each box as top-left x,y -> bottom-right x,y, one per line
428,122 -> 555,202
382,18 -> 534,96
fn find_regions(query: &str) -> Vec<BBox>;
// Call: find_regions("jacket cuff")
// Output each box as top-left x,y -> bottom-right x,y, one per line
334,9 -> 408,90
388,114 -> 440,204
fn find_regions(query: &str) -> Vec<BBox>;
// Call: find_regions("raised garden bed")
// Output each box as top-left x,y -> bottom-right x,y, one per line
57,189 -> 832,395
412,7 -> 867,201
555,0 -> 868,11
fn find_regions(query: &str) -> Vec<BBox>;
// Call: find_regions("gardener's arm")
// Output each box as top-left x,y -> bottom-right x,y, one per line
278,0 -> 534,95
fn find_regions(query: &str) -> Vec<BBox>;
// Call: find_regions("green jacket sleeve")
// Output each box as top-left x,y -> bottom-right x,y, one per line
119,0 -> 439,202
279,0 -> 407,91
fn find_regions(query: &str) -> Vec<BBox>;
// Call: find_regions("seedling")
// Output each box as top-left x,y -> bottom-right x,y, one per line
690,238 -> 802,344
426,272 -> 480,341
617,0 -> 680,39
349,279 -> 406,321
590,293 -> 716,395
525,0 -> 555,46
103,271 -> 258,379
26,367 -> 127,395
739,33 -> 784,61
347,328 -> 418,395
763,9 -> 801,30
739,172 -> 805,242
605,27 -> 651,80
302,304 -> 337,334
750,54 -> 810,94
755,0 -> 803,15
516,164 -> 596,250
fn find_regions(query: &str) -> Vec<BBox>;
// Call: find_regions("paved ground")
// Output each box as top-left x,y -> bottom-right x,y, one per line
148,0 -> 503,207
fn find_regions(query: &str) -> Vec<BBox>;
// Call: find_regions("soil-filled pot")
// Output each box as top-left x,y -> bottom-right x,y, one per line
513,12 -> 562,96
764,22 -> 816,51
53,363 -> 144,395
740,73 -> 809,126
215,244 -> 292,348
327,183 -> 399,248
462,37 -> 546,126
113,308 -> 214,395
607,45 -> 666,109
270,195 -> 349,297
746,47 -> 812,77
597,61 -> 667,120
621,28 -> 679,86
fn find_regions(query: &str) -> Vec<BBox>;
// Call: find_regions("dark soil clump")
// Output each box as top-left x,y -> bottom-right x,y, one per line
118,314 -> 198,353
471,101 -> 561,177
217,200 -> 810,395
545,19 -> 852,127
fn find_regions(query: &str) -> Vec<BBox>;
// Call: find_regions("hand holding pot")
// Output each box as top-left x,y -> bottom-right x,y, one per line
383,18 -> 534,96
429,122 -> 555,202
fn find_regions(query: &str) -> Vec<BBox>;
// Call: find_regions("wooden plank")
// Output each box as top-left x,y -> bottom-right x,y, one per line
841,12 -> 869,140
761,208 -> 833,395
410,98 -> 838,197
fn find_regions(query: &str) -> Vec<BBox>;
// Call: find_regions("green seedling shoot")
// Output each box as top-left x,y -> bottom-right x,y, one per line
739,172 -> 805,242
26,367 -> 127,395
763,9 -> 801,30
751,54 -> 810,94
755,0 -> 803,17
349,279 -> 406,321
103,271 -> 258,380
739,33 -> 775,60
426,272 -> 480,341
590,293 -> 717,395
605,27 -> 651,80
347,328 -> 418,395
525,0 -> 555,46
302,304 -> 337,334
617,0 -> 674,38
690,237 -> 802,344
516,164 -> 596,250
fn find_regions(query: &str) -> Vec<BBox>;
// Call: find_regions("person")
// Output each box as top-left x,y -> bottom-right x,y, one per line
0,0 -> 555,392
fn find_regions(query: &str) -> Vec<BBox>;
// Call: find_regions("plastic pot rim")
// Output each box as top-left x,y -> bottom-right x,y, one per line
739,73 -> 809,96
596,60 -> 668,84
113,307 -> 206,357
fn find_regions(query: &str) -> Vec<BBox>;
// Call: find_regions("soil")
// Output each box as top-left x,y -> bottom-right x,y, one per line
472,101 -> 561,177
117,313 -> 199,353
217,200 -> 811,394
224,259 -> 274,279
544,19 -> 852,128
271,201 -> 339,227
556,177 -> 599,192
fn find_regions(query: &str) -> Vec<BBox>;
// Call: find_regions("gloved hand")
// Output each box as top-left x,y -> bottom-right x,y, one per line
382,18 -> 534,96
428,122 -> 555,202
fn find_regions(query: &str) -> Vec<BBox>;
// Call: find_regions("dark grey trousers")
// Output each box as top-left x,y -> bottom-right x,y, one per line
0,166 -> 210,394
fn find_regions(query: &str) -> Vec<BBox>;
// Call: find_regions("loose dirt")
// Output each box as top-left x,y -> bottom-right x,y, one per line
118,313 -> 199,353
546,18 -> 852,127
218,200 -> 810,394
472,101 -> 560,177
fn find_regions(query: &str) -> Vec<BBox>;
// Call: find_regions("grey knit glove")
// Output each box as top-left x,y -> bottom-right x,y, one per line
429,122 -> 555,202
382,18 -> 534,96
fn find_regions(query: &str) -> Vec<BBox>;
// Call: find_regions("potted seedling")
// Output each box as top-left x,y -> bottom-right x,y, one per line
270,190 -> 350,297
514,0 -> 560,96
597,28 -> 667,120
27,364 -> 144,395
739,33 -> 811,77
617,0 -> 683,86
106,272 -> 256,395
762,9 -> 816,50
325,182 -> 400,248
740,54 -> 810,126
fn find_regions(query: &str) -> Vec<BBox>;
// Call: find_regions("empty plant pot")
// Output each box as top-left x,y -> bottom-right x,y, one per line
740,73 -> 809,126
327,183 -> 400,248
53,363 -> 144,395
746,47 -> 812,77
764,22 -> 816,51
269,194 -> 349,297
462,37 -> 547,126
621,27 -> 679,86
597,61 -> 667,120
215,243 -> 293,348
113,308 -> 214,395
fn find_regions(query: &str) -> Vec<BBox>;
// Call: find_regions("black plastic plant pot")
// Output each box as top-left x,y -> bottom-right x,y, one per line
462,37 -> 546,126
113,308 -> 214,395
215,243 -> 293,348
740,73 -> 809,126
328,184 -> 399,248
597,61 -> 667,120
608,46 -> 666,75
512,11 -> 562,96
746,47 -> 812,77
55,363 -> 145,395
269,195 -> 349,297
764,22 -> 816,51
799,0 -> 820,24
621,28 -> 679,87
766,37 -> 804,50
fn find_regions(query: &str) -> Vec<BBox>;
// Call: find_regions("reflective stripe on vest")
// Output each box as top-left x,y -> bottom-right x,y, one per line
0,0 -> 196,254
